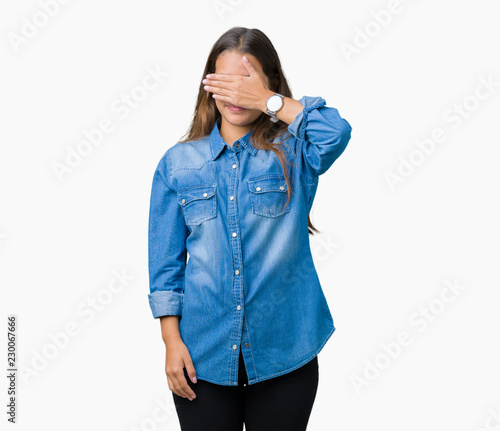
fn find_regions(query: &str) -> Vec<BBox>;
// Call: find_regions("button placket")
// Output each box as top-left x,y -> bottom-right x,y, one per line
227,150 -> 245,384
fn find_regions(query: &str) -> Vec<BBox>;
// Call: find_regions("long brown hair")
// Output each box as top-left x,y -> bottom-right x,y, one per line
178,26 -> 320,235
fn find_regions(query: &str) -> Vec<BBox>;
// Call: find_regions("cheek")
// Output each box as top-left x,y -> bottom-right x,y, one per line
215,99 -> 224,112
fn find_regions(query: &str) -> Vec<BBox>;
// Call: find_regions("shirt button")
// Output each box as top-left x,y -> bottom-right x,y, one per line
181,199 -> 186,204
232,232 -> 237,237
230,195 -> 234,200
279,186 -> 285,191
235,143 -> 239,147
232,164 -> 237,169
235,270 -> 240,275
233,344 -> 237,350
244,343 -> 250,348
256,186 -> 261,191
237,305 -> 241,310
203,192 -> 208,197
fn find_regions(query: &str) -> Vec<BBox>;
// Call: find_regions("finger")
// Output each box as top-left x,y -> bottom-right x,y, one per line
180,373 -> 197,399
167,375 -> 177,397
205,85 -> 228,99
206,73 -> 238,82
176,370 -> 197,400
171,371 -> 194,399
204,81 -> 231,93
242,55 -> 256,74
184,359 -> 198,385
241,57 -> 270,91
211,94 -> 231,104
167,374 -> 183,399
167,364 -> 190,398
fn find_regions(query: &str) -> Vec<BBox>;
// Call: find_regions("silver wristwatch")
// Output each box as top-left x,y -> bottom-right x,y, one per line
266,93 -> 285,123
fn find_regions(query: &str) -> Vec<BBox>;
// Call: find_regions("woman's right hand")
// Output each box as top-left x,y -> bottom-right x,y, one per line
165,339 -> 197,401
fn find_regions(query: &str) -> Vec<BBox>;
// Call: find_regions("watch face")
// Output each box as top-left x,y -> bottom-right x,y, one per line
267,95 -> 283,112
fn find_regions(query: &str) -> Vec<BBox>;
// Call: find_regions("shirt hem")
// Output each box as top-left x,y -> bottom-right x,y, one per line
189,375 -> 238,386
191,325 -> 336,387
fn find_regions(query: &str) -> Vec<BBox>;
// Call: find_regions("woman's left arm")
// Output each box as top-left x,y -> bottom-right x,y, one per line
272,95 -> 352,177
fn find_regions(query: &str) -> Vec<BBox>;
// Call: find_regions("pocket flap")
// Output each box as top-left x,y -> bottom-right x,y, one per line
177,184 -> 217,206
247,176 -> 288,194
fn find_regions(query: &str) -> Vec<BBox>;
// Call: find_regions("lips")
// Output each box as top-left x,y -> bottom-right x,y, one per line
226,104 -> 246,112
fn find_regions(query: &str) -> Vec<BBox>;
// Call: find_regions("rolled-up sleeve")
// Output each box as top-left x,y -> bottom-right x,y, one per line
148,151 -> 188,319
288,96 -> 352,177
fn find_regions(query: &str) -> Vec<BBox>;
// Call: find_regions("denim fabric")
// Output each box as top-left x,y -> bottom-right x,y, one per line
148,95 -> 352,386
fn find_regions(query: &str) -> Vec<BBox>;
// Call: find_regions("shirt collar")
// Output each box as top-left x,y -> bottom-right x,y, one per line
209,117 -> 257,160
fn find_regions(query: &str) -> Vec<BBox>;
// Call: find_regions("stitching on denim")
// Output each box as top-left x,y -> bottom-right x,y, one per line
176,183 -> 217,225
247,173 -> 287,182
148,291 -> 183,318
170,141 -> 213,174
254,151 -> 271,165
177,183 -> 217,194
246,174 -> 291,218
189,375 -> 236,386
244,314 -> 258,380
226,150 -> 240,386
233,188 -> 245,385
165,149 -> 173,183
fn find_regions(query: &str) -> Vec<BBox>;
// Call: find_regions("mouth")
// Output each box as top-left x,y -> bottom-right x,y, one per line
226,104 -> 247,112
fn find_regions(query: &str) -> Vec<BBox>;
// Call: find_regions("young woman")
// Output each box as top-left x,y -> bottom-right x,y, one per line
148,26 -> 352,431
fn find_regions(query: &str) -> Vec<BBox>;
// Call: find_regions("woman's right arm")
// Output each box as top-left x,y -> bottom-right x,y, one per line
160,315 -> 182,344
148,151 -> 197,401
161,316 -> 197,401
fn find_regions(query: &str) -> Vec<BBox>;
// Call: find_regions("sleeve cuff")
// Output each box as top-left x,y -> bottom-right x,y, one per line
148,290 -> 184,319
287,96 -> 327,141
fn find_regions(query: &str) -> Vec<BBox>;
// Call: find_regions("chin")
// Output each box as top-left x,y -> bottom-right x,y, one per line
221,109 -> 254,120
227,114 -> 259,126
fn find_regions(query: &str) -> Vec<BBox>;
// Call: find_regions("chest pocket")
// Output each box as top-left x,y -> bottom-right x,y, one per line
177,184 -> 217,226
247,175 -> 291,218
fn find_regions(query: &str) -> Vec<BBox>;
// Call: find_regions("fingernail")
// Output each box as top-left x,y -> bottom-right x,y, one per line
192,377 -> 197,383
243,56 -> 248,62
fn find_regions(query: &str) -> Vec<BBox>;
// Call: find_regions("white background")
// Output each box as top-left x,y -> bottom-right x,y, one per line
1,0 -> 499,430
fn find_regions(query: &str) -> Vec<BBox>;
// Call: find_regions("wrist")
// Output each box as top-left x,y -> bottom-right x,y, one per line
163,334 -> 183,347
261,90 -> 275,113
160,315 -> 182,346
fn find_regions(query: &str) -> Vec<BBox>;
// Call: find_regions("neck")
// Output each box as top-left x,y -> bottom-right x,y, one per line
219,118 -> 253,147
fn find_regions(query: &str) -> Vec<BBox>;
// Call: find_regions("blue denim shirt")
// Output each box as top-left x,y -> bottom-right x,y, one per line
148,95 -> 352,386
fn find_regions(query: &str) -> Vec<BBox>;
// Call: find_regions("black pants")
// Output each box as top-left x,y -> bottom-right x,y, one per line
172,347 -> 319,431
